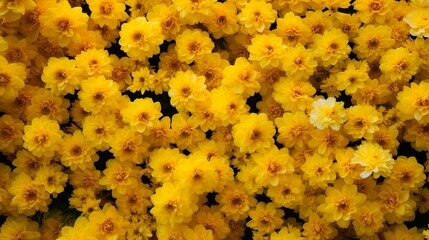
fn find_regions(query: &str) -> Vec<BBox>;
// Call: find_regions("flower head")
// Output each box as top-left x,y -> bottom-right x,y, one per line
352,141 -> 395,178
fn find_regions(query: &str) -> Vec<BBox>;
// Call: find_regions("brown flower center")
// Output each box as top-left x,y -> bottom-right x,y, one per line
101,220 -> 115,234
0,74 -> 10,86
100,1 -> 113,15
56,18 -> 70,32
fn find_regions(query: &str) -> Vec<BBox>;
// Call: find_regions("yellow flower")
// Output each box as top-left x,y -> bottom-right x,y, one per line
266,174 -> 305,209
352,141 -> 394,178
122,98 -> 162,134
148,117 -> 174,148
114,182 -> 152,217
25,88 -> 70,124
247,202 -> 284,234
9,173 -> 51,216
171,113 -> 205,150
87,0 -> 128,29
309,97 -> 346,131
308,128 -> 349,157
1,35 -> 37,66
69,167 -> 102,191
302,213 -> 338,240
333,147 -> 363,184
378,184 -> 416,224
148,147 -> 185,184
59,216 -> 97,240
150,182 -> 198,226
204,2 -> 239,39
0,56 -> 26,102
270,225 -> 304,240
383,225 -> 424,240
238,0 -> 277,34
351,201 -> 384,237
193,205 -> 231,239
159,44 -> 190,77
252,146 -> 294,187
387,156 -> 426,191
35,165 -> 68,198
61,130 -> 97,170
232,113 -> 275,153
0,114 -> 24,154
353,0 -> 394,24
404,8 -> 429,38
168,70 -> 208,112
281,44 -> 317,79
175,29 -> 214,64
193,52 -> 229,91
22,116 -> 63,158
183,225 -> 214,240
39,1 -> 89,47
403,120 -> 429,151
274,12 -> 312,46
174,154 -> 217,195
0,216 -> 41,240
379,47 -> 420,82
99,158 -> 142,195
222,57 -> 260,97
82,113 -> 117,151
353,24 -> 395,62
275,111 -> 313,149
397,81 -> 429,122
41,57 -> 80,96
75,48 -> 113,77
109,127 -> 148,164
317,183 -> 367,228
273,77 -> 316,112
128,66 -> 151,94
67,30 -> 108,56
344,104 -> 382,140
78,76 -> 121,114
216,183 -> 256,221
0,0 -> 36,21
210,87 -> 249,126
147,4 -> 183,41
247,33 -> 286,69
119,16 -> 165,60
313,28 -> 351,67
301,153 -> 336,189
173,0 -> 215,25
88,203 -> 129,240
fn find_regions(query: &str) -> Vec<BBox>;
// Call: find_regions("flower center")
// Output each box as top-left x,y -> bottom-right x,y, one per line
41,101 -> 55,115
101,220 -> 115,234
250,129 -> 261,141
231,196 -> 243,208
188,42 -> 201,54
25,189 -> 38,201
137,112 -> 149,123
367,38 -> 380,50
361,213 -> 374,225
122,140 -> 136,153
36,132 -> 49,145
369,2 -> 381,12
0,74 -> 10,86
165,200 -> 178,212
56,18 -> 70,32
70,145 -> 83,156
6,49 -> 23,63
0,126 -> 15,140
113,170 -> 127,182
100,1 -> 113,15
217,15 -> 227,25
